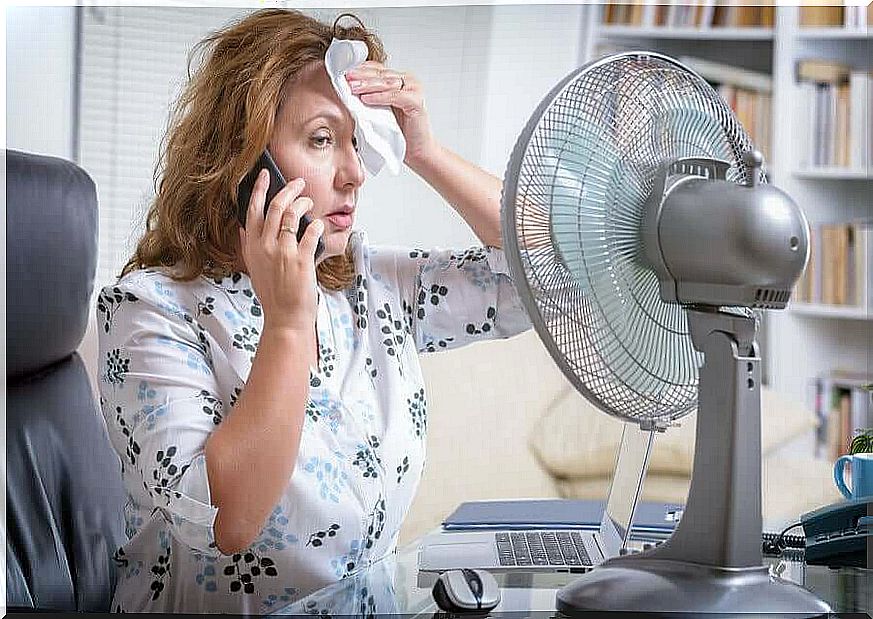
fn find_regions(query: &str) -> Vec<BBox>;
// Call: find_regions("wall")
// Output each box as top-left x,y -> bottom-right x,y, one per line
5,6 -> 77,159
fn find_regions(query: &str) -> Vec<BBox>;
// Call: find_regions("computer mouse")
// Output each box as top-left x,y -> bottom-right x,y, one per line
432,568 -> 500,614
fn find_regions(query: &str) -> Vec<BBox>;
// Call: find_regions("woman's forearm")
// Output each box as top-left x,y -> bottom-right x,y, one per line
204,326 -> 312,554
408,143 -> 504,248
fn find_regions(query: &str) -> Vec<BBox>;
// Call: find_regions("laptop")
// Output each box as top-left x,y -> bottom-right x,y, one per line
418,425 -> 682,574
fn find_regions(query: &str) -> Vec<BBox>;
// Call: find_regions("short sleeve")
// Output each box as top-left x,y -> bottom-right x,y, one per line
97,277 -> 223,557
368,245 -> 531,353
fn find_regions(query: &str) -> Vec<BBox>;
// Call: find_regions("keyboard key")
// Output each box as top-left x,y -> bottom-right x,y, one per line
511,532 -> 532,565
570,531 -> 592,565
540,532 -> 565,565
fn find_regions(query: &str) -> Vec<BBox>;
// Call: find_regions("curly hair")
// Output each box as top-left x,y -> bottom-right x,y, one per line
121,9 -> 386,290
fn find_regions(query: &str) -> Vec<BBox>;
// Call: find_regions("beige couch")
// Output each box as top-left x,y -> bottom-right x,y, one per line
401,329 -> 842,545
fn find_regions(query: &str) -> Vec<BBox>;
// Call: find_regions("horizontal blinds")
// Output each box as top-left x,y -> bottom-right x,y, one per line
79,6 -> 245,287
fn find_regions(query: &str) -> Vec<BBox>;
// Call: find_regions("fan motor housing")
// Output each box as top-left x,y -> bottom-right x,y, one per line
649,175 -> 810,309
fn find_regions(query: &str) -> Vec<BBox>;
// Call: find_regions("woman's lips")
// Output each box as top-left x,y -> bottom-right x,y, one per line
325,212 -> 353,229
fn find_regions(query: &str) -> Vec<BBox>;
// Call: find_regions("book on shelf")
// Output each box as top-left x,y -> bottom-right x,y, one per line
679,57 -> 773,159
796,59 -> 872,170
844,3 -> 873,28
680,56 -> 773,92
794,219 -> 873,308
811,372 -> 873,459
800,5 -> 844,27
600,1 -> 773,28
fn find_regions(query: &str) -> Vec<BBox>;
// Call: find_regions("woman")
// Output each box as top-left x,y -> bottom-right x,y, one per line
98,8 -> 529,614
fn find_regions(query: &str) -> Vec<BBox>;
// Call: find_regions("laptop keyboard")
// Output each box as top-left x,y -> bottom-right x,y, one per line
495,531 -> 592,567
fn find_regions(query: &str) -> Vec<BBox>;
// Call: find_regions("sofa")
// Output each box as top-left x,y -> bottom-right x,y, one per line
400,329 -> 842,545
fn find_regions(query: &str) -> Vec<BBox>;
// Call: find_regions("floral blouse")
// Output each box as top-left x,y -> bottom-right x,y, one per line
97,230 -> 530,614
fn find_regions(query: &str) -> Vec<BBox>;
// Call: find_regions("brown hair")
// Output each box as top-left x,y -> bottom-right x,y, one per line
121,9 -> 386,290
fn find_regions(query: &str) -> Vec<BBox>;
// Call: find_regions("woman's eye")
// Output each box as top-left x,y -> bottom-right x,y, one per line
311,133 -> 333,148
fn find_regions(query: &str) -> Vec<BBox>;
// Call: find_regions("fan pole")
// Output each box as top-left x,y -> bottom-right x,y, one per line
646,308 -> 763,567
556,308 -> 831,615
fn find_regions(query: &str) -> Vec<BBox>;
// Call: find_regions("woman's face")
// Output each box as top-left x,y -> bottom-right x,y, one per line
270,62 -> 365,260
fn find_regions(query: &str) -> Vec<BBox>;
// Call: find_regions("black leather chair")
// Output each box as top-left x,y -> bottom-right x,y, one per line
6,149 -> 127,611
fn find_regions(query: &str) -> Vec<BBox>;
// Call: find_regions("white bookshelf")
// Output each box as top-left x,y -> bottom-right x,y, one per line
585,5 -> 873,424
795,28 -> 871,40
599,25 -> 774,40
793,168 -> 873,180
790,302 -> 871,320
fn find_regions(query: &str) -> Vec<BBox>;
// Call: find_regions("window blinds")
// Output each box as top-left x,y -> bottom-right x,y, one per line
79,6 -> 247,287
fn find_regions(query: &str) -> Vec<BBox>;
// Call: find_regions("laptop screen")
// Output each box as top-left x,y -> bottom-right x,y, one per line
599,422 -> 656,552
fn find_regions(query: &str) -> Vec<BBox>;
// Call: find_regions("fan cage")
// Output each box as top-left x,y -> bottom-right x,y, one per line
502,51 -> 761,426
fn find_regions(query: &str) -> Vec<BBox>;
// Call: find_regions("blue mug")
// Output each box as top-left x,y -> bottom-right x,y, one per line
833,453 -> 873,500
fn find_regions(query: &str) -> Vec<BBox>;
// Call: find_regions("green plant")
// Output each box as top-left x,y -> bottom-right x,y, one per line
848,383 -> 873,455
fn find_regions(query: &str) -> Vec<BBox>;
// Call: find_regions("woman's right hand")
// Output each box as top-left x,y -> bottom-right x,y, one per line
238,169 -> 324,334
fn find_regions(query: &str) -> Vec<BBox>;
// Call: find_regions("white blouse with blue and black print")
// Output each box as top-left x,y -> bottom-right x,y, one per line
97,230 -> 531,614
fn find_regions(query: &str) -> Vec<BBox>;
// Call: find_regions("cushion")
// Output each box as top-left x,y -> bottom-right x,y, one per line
529,383 -> 818,480
555,456 -> 843,528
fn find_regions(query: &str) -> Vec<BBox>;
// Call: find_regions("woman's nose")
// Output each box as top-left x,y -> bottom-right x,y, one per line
337,141 -> 365,189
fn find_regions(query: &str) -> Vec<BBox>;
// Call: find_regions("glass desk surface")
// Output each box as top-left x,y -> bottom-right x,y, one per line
270,534 -> 872,616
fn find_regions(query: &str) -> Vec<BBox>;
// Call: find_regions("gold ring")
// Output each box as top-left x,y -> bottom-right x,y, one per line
279,225 -> 295,235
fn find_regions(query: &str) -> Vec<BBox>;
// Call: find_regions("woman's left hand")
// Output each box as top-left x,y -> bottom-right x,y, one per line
346,61 -> 437,167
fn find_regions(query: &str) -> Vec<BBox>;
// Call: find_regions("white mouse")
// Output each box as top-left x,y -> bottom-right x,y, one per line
432,568 -> 501,614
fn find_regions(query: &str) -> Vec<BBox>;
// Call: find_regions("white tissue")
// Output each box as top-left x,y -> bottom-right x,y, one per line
324,38 -> 406,176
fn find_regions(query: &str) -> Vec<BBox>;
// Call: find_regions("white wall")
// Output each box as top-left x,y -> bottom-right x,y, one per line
6,5 -> 589,391
5,6 -> 77,160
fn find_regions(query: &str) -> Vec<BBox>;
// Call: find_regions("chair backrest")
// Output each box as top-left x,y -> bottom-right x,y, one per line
6,149 -> 127,611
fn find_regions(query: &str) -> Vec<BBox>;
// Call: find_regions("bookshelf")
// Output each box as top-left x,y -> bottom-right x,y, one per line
794,168 -> 872,180
599,25 -> 774,40
790,303 -> 870,321
585,4 -> 872,458
796,28 -> 872,40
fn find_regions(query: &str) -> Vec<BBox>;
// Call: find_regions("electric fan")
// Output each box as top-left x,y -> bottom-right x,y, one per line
501,51 -> 830,615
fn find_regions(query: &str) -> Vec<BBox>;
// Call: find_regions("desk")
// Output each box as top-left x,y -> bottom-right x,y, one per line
272,536 -> 872,616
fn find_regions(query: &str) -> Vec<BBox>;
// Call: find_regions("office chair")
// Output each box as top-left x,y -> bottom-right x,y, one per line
6,149 -> 127,611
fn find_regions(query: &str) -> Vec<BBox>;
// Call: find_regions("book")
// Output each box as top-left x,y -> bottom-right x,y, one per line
815,372 -> 873,459
850,388 -> 872,438
680,56 -> 773,92
441,498 -> 684,535
798,81 -> 818,169
853,220 -> 872,307
797,59 -> 851,84
836,83 -> 851,168
849,71 -> 870,170
799,5 -> 844,27
698,0 -> 716,27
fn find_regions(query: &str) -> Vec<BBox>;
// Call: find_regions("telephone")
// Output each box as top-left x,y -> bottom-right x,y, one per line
237,149 -> 325,259
801,497 -> 872,568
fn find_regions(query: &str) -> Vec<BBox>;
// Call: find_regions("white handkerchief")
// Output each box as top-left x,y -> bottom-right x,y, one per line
325,38 -> 406,176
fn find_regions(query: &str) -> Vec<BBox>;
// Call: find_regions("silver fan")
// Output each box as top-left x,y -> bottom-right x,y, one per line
502,51 -> 828,615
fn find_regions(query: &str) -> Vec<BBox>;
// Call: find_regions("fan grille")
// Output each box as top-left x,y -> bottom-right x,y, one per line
504,52 -> 759,425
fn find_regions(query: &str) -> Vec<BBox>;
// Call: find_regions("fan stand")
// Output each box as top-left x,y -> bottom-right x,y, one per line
556,308 -> 831,617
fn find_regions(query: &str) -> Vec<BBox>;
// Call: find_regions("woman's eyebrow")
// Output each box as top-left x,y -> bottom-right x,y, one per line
301,110 -> 345,128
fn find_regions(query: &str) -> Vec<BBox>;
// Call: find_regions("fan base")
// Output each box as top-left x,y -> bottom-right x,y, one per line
556,557 -> 830,617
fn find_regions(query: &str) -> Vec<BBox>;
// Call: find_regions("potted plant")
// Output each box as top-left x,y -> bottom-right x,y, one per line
848,383 -> 873,454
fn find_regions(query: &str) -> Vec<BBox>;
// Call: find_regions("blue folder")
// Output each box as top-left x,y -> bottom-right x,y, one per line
441,498 -> 683,536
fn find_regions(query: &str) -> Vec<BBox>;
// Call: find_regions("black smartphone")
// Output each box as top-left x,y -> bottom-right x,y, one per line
237,149 -> 325,259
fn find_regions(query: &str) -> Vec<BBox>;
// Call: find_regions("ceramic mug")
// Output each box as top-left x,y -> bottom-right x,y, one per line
833,453 -> 873,500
